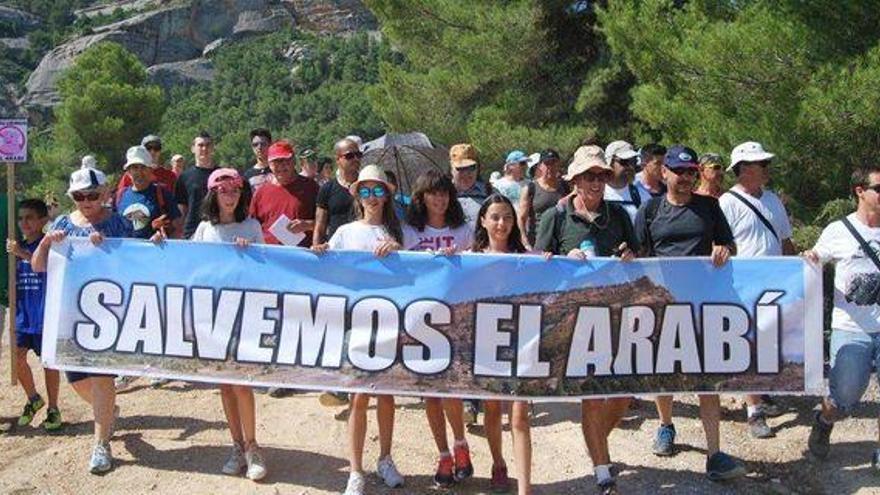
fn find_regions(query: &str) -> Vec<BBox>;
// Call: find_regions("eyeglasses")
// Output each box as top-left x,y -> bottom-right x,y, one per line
71,191 -> 101,202
341,151 -> 363,160
358,185 -> 387,199
456,165 -> 477,173
252,141 -> 269,149
615,158 -> 637,167
668,167 -> 699,177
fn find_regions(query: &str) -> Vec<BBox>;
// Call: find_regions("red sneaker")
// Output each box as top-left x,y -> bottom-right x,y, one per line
490,464 -> 511,493
453,444 -> 474,481
434,455 -> 454,487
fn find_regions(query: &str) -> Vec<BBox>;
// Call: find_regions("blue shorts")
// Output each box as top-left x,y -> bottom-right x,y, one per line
16,332 -> 42,357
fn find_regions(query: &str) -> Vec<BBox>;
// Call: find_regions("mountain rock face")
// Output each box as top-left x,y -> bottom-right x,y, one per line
0,5 -> 42,34
21,0 -> 375,114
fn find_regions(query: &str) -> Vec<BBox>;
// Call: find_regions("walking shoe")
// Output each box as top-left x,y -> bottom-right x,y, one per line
343,471 -> 366,495
89,442 -> 113,474
268,387 -> 292,398
598,478 -> 619,495
149,378 -> 169,388
808,411 -> 833,460
760,395 -> 784,417
41,407 -> 63,432
871,448 -> 880,472
377,455 -> 404,488
490,464 -> 511,493
464,399 -> 480,426
706,451 -> 746,481
652,423 -> 676,456
245,446 -> 268,481
433,454 -> 454,487
453,443 -> 474,481
114,376 -> 137,391
747,412 -> 774,439
17,395 -> 45,426
319,391 -> 349,407
221,443 -> 246,475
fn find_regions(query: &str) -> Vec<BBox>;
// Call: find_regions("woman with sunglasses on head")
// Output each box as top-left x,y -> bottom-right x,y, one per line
187,168 -> 268,481
400,170 -> 475,488
469,193 -> 534,494
312,164 -> 404,495
32,160 -> 134,475
695,153 -> 725,198
534,145 -> 638,495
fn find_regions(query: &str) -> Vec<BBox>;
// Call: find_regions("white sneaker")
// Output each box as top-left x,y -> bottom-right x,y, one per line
114,376 -> 137,391
150,378 -> 169,388
245,446 -> 267,481
221,443 -> 246,475
89,442 -> 113,474
343,471 -> 366,495
377,455 -> 404,488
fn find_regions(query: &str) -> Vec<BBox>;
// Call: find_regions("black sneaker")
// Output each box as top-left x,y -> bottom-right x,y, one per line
808,411 -> 833,460
706,451 -> 746,481
652,423 -> 676,456
598,478 -> 619,495
871,448 -> 880,472
748,412 -> 774,439
760,395 -> 784,417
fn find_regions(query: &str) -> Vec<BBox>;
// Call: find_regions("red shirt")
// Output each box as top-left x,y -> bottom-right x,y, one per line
249,176 -> 319,246
116,167 -> 177,203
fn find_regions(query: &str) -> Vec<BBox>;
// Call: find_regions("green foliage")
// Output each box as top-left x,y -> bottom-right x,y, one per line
159,30 -> 394,168
366,0 -> 630,167
53,42 -> 164,169
598,0 -> 880,221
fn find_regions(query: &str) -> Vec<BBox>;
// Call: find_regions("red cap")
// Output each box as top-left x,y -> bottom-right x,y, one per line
267,140 -> 295,161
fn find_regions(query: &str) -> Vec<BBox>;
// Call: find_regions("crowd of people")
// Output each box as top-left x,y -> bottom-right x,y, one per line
5,129 -> 880,495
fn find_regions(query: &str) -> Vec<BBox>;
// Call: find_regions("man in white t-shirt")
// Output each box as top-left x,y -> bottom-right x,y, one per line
603,140 -> 651,222
804,165 -> 880,467
493,150 -> 529,212
719,141 -> 796,439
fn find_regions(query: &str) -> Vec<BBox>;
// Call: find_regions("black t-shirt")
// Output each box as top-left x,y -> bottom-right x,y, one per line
174,166 -> 213,239
316,179 -> 355,242
634,194 -> 734,257
243,165 -> 270,181
535,198 -> 638,256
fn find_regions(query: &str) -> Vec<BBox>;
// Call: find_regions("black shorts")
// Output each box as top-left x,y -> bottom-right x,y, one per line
65,371 -> 116,384
16,332 -> 42,357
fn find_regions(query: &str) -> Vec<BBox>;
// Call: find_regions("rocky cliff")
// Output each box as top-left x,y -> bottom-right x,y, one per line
20,0 -> 376,115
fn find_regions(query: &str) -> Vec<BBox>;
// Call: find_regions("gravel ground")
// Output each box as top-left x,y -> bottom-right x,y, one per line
0,354 -> 879,494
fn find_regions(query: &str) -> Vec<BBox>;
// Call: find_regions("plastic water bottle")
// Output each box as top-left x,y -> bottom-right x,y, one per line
579,238 -> 596,258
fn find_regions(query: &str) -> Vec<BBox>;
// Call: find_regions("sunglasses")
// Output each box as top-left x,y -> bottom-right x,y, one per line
213,184 -> 242,194
578,171 -> 611,182
865,184 -> 880,194
71,191 -> 101,202
456,164 -> 477,173
358,185 -> 387,199
341,151 -> 363,160
145,144 -> 162,151
615,158 -> 637,167
702,163 -> 723,170
668,167 -> 699,177
742,161 -> 770,168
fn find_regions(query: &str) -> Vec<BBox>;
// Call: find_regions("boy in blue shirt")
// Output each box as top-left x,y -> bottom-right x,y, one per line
5,198 -> 61,430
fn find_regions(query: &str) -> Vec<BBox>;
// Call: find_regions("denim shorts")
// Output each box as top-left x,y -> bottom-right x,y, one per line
828,330 -> 880,413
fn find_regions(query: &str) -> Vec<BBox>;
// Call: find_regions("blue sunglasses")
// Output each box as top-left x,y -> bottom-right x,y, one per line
358,185 -> 387,199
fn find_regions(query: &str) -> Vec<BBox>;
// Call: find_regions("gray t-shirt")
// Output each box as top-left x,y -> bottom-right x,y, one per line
191,218 -> 265,244
634,195 -> 734,257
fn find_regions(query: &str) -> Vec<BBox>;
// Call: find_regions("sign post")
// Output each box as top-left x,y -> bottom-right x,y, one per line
1,118 -> 28,385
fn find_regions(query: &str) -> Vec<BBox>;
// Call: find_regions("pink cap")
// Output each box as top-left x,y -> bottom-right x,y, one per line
207,168 -> 243,190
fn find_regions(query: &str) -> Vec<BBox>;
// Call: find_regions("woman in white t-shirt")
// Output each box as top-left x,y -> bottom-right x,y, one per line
188,169 -> 268,482
402,170 -> 474,487
312,165 -> 404,495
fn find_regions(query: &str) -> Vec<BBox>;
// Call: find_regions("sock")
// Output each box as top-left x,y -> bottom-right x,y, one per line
595,464 -> 612,484
28,394 -> 41,403
439,450 -> 451,459
747,405 -> 758,418
453,439 -> 468,450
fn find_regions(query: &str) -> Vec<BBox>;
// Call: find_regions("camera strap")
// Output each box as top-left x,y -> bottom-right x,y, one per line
842,216 -> 880,271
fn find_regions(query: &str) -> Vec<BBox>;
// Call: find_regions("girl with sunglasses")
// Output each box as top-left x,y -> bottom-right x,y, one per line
32,161 -> 134,475
470,193 -> 534,494
401,170 -> 475,487
190,168 -> 268,481
312,164 -> 404,495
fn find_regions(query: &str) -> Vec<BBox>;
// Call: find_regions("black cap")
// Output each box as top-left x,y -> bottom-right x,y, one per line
540,149 -> 560,162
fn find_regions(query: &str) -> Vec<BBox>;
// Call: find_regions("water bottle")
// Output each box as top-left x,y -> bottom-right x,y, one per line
579,238 -> 596,258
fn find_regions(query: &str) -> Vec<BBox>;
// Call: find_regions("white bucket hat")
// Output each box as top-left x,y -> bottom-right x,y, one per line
729,141 -> 775,171
563,145 -> 612,181
349,164 -> 396,195
68,161 -> 107,194
123,145 -> 155,170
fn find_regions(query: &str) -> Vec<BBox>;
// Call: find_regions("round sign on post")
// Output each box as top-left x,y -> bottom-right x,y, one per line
2,118 -> 27,386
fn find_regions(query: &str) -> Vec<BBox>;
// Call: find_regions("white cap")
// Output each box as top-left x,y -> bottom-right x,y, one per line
68,161 -> 107,194
489,171 -> 502,184
124,145 -> 155,170
81,155 -> 98,169
170,154 -> 184,162
604,140 -> 639,165
345,135 -> 364,151
729,141 -> 775,170
526,152 -> 541,169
